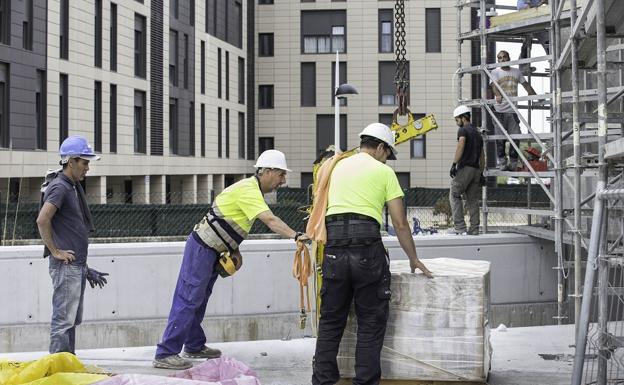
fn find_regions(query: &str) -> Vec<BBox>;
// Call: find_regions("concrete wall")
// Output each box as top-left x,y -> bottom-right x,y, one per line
0,233 -> 557,352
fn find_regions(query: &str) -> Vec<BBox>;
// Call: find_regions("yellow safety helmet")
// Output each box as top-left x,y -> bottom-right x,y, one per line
216,252 -> 237,278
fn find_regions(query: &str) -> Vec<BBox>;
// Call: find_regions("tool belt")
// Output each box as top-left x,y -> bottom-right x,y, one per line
325,213 -> 381,247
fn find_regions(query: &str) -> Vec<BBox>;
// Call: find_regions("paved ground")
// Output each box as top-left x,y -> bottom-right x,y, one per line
1,324 -> 576,384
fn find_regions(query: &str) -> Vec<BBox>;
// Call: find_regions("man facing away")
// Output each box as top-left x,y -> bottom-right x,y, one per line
153,149 -> 309,370
491,50 -> 537,171
449,106 -> 485,236
312,123 -> 432,385
36,136 -> 108,354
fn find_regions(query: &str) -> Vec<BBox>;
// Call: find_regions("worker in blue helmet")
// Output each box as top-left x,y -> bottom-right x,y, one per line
36,136 -> 107,354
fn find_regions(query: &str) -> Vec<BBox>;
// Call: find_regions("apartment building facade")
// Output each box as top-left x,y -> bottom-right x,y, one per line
0,0 -> 470,204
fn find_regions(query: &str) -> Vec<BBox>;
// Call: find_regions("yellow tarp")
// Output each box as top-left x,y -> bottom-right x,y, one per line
0,352 -> 108,385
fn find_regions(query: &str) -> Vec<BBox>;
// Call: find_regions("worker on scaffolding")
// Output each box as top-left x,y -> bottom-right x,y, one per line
153,150 -> 309,370
449,106 -> 484,236
491,50 -> 537,171
311,123 -> 432,385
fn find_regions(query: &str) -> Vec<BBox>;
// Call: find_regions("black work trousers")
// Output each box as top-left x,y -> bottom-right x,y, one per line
312,220 -> 391,385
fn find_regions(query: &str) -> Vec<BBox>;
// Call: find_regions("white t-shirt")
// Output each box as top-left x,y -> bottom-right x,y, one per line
491,67 -> 526,113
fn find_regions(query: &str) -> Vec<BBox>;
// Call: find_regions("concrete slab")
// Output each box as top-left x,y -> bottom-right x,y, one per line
0,324 -> 575,385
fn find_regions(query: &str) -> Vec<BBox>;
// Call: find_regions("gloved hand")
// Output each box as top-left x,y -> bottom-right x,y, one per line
87,268 -> 109,289
450,163 -> 458,179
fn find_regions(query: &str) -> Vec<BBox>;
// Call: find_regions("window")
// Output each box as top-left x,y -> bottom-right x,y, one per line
331,62 -> 346,106
205,0 -> 214,35
258,0 -> 273,4
169,98 -> 178,154
169,30 -> 178,86
238,57 -> 245,104
200,103 -> 205,157
259,33 -> 274,57
225,51 -> 229,100
301,10 -> 346,54
301,62 -> 315,107
316,114 -> 346,155
189,102 -> 195,156
23,0 -> 33,50
395,172 -> 410,189
0,0 -> 10,45
225,109 -> 230,158
94,81 -> 102,152
301,173 -> 313,190
171,0 -> 178,19
110,84 -> 117,153
190,0 -> 195,25
259,85 -> 274,109
200,41 -> 205,94
238,112 -> 244,159
110,3 -> 117,71
0,63 -> 7,148
60,0 -> 68,58
134,14 -> 147,78
134,90 -> 146,153
35,70 -> 46,150
425,8 -> 441,53
258,137 -> 274,153
95,0 -> 102,67
217,48 -> 222,98
59,73 -> 68,144
379,9 -> 392,53
183,33 -> 188,88
217,107 -> 222,157
379,61 -> 409,105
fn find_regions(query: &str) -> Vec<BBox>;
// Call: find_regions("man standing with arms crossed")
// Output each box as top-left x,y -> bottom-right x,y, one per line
153,150 -> 308,370
311,123 -> 433,385
449,106 -> 485,236
37,136 -> 108,354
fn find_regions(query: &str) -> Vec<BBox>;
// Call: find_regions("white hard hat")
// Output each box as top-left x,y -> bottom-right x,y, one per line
358,123 -> 397,160
254,149 -> 291,171
453,105 -> 471,118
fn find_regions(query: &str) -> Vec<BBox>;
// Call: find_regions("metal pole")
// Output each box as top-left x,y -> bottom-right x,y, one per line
570,0 -> 583,330
334,52 -> 341,154
480,0 -> 488,234
571,186 -> 605,385
552,0 -> 565,325
597,208 -> 609,385
571,1 -> 609,383
596,0 -> 609,379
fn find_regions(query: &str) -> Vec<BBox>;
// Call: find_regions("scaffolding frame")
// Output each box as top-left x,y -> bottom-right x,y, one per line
456,0 -> 619,325
457,1 -> 624,383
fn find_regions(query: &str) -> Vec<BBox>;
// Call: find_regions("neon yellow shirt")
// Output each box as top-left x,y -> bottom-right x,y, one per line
214,176 -> 270,233
326,152 -> 404,225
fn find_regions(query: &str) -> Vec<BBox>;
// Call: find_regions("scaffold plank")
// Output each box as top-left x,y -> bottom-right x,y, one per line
490,3 -> 568,28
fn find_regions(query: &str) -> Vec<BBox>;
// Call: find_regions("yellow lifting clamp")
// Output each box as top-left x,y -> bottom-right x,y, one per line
390,109 -> 438,146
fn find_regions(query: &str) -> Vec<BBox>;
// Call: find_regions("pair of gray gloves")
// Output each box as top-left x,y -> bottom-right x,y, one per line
87,267 -> 109,289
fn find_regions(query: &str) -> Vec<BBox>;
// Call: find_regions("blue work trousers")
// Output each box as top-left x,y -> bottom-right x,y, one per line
49,263 -> 87,354
155,233 -> 219,358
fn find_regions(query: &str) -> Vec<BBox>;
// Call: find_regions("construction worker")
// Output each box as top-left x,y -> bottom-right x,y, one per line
491,50 -> 537,171
311,123 -> 433,385
449,106 -> 485,236
36,136 -> 108,354
153,150 -> 309,370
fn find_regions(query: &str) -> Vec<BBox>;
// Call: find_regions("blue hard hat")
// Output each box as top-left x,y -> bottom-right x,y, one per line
59,136 -> 101,163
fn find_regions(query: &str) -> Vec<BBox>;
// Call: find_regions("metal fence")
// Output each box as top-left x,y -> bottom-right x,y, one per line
0,186 -> 550,244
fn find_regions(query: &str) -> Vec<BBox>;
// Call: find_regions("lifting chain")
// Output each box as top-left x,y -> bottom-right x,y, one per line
394,0 -> 409,116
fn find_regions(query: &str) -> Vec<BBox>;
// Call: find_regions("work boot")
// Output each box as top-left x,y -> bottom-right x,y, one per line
446,228 -> 467,236
467,228 -> 480,236
508,159 -> 518,171
497,158 -> 509,171
153,354 -> 193,370
181,345 -> 222,359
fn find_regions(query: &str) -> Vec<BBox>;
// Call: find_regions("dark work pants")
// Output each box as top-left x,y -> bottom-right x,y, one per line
312,221 -> 391,385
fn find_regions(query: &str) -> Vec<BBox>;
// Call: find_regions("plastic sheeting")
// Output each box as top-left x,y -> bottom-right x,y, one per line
94,357 -> 260,385
0,352 -> 108,385
337,258 -> 491,382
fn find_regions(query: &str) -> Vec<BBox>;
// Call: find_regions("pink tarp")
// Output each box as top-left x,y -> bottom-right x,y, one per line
95,357 -> 261,385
